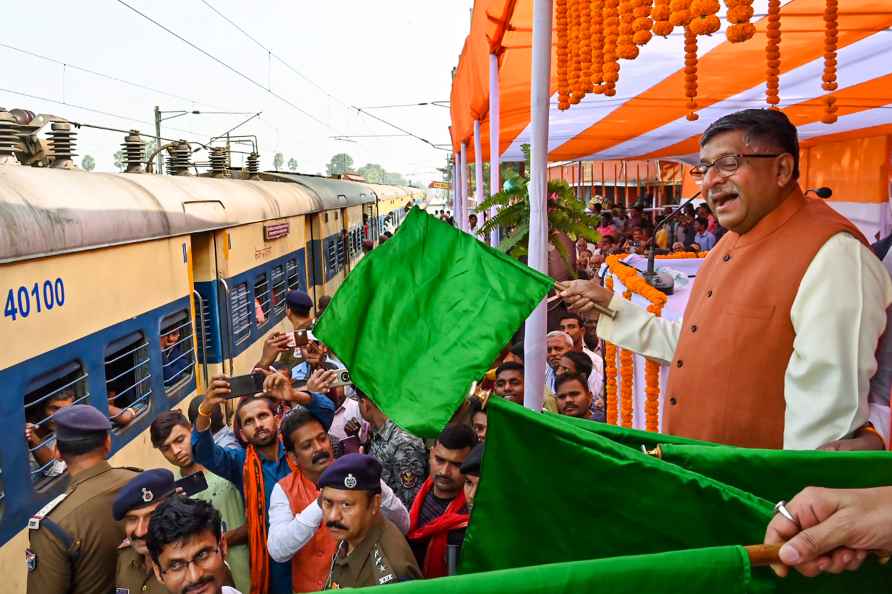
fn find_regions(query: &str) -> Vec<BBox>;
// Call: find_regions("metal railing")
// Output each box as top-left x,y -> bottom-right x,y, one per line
105,337 -> 153,423
193,290 -> 210,386
230,282 -> 251,346
161,317 -> 196,389
254,273 -> 271,325
271,265 -> 287,316
26,369 -> 90,482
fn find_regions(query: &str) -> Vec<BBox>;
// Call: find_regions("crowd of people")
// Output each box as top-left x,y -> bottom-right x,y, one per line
24,108 -> 892,594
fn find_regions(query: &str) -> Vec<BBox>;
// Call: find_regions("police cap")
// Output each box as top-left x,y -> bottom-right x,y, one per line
52,404 -> 112,441
112,469 -> 175,520
318,453 -> 382,493
285,290 -> 314,316
460,443 -> 484,477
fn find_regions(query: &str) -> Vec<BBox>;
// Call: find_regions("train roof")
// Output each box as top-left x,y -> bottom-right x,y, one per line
260,172 -> 374,208
0,165 -> 321,263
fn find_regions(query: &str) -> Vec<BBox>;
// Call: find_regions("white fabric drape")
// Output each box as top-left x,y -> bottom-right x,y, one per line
489,52 -> 501,247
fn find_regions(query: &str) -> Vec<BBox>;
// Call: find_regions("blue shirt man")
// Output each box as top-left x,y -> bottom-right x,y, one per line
192,378 -> 335,594
693,217 -> 717,251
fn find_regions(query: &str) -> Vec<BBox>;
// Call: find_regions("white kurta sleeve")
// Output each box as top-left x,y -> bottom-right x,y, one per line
784,233 -> 892,449
596,295 -> 682,365
379,479 -> 410,533
266,483 -> 324,563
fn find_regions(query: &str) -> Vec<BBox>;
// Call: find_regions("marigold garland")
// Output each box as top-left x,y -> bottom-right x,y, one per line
652,0 -> 673,37
822,0 -> 838,123
604,275 -> 619,424
644,302 -> 662,432
569,0 -> 581,104
557,0 -> 571,110
684,26 -> 699,121
591,0 -> 606,93
688,0 -> 720,36
765,0 -> 781,109
617,0 -> 639,60
668,0 -> 691,27
602,0 -> 621,96
620,286 -> 635,428
725,0 -> 755,42
632,0 -> 654,46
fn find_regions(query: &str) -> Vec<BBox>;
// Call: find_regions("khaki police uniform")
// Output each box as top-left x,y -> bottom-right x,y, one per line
115,545 -> 169,594
326,516 -> 421,589
26,461 -> 139,594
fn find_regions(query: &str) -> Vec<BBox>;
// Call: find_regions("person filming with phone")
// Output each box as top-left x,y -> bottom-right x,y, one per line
255,290 -> 318,373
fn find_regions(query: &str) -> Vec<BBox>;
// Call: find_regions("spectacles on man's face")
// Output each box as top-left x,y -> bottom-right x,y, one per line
690,153 -> 783,180
160,546 -> 220,581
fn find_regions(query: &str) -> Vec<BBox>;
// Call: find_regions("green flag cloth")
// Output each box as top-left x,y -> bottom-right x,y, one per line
314,208 -> 552,437
553,411 -> 714,450
345,546 -> 757,594
461,398 -> 891,592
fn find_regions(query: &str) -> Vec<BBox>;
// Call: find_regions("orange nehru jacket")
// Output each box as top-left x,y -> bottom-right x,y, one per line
665,187 -> 867,449
276,471 -> 337,593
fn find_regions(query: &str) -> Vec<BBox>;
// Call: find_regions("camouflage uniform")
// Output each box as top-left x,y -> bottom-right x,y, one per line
368,420 -> 427,508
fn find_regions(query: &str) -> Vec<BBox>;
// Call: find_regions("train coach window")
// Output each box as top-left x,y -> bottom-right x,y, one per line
105,332 -> 152,429
24,361 -> 90,488
286,258 -> 300,291
271,264 -> 286,316
230,282 -> 251,346
160,310 -> 195,392
254,273 -> 271,326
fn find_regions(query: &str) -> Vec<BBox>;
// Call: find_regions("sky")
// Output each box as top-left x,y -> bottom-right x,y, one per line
1,0 -> 473,187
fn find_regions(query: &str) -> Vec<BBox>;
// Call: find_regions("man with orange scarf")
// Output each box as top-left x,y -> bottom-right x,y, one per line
407,424 -> 477,578
192,374 -> 335,594
266,405 -> 409,593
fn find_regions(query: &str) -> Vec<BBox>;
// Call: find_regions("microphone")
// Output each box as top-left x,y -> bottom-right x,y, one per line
644,191 -> 702,295
806,187 -> 832,199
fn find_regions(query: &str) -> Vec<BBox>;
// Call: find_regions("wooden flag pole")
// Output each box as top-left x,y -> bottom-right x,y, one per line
745,544 -> 781,566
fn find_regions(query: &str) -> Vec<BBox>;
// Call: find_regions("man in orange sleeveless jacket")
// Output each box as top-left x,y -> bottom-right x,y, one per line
562,109 -> 892,450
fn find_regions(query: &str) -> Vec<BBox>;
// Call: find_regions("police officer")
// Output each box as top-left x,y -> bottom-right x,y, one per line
26,404 -> 140,594
113,469 -> 176,594
319,454 -> 421,589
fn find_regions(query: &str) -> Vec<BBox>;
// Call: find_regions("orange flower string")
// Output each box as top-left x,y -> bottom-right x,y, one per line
684,26 -> 699,121
592,0 -> 606,93
617,0 -> 639,60
557,0 -> 571,110
765,0 -> 781,109
725,0 -> 755,43
821,0 -> 838,123
581,0 -> 593,95
668,0 -> 691,27
632,0 -> 654,46
645,303 -> 662,432
604,275 -> 619,424
620,287 -> 635,428
569,0 -> 581,104
652,0 -> 673,37
602,0 -> 621,96
688,0 -> 720,36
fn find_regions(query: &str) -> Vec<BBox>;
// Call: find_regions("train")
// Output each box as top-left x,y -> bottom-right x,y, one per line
0,107 -> 424,590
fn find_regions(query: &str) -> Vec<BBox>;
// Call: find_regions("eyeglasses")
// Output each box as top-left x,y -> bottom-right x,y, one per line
160,547 -> 221,580
689,153 -> 783,180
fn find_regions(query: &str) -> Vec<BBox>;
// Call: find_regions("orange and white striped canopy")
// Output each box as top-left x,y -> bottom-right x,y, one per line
450,0 -> 892,167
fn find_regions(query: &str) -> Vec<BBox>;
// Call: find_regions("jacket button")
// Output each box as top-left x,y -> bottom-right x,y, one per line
676,359 -> 684,368
723,254 -> 731,262
690,325 -> 698,333
706,290 -> 713,298
669,397 -> 678,406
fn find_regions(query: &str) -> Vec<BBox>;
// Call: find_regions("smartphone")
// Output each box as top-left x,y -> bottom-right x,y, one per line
293,329 -> 309,347
173,471 -> 208,496
329,369 -> 352,389
339,435 -> 361,456
227,373 -> 265,398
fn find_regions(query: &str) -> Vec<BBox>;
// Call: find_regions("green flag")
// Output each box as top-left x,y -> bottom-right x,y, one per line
462,398 -> 891,592
314,208 -> 552,437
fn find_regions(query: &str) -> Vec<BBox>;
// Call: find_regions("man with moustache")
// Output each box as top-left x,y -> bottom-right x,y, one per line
147,496 -> 241,594
561,109 -> 892,450
192,375 -> 335,594
266,407 -> 409,593
554,373 -> 597,420
320,454 -> 421,589
407,424 -> 477,578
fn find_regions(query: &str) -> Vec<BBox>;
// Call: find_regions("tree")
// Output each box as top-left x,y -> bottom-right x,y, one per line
81,155 -> 96,171
326,153 -> 354,176
273,152 -> 285,171
287,157 -> 298,171
357,163 -> 386,183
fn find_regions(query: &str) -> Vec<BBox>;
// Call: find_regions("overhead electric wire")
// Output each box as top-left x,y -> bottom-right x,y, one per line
351,105 -> 449,151
114,0 -> 334,131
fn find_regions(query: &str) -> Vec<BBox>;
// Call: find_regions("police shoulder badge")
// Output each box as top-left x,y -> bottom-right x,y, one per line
344,473 -> 357,489
400,470 -> 417,489
25,549 -> 37,573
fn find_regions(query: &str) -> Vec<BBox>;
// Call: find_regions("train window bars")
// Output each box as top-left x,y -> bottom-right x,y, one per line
24,361 -> 90,489
285,258 -> 300,291
104,332 -> 152,430
326,238 -> 338,276
230,282 -> 251,346
271,265 -> 287,316
336,234 -> 347,269
160,310 -> 195,393
254,273 -> 271,327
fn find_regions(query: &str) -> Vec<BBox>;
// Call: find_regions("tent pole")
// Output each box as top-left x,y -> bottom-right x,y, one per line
474,119 -> 484,235
523,0 -> 553,413
460,141 -> 468,232
453,153 -> 460,221
489,52 -> 501,247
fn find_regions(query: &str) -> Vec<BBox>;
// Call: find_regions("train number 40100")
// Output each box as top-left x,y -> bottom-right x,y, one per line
4,279 -> 65,321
